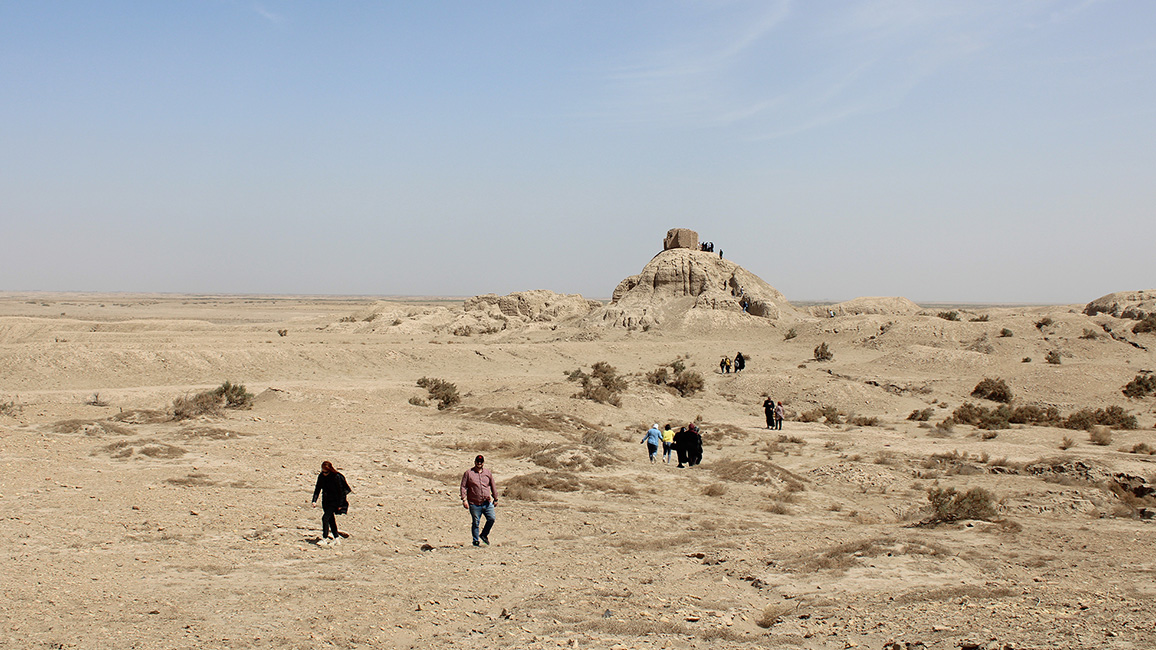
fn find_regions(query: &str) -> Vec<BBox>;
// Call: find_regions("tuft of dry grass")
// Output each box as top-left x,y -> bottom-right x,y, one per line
171,390 -> 222,420
1088,426 -> 1113,446
703,482 -> 727,497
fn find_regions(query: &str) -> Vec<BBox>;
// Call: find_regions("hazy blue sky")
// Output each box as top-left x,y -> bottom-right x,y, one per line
2,1 -> 1153,302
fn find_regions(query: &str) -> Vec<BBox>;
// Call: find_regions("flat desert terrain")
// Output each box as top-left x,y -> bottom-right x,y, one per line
2,276 -> 1155,649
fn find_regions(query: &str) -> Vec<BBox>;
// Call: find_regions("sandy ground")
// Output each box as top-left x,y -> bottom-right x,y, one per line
2,292 -> 1155,650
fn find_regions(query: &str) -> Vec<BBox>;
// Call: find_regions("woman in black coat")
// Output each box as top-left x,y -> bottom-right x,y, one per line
311,460 -> 351,543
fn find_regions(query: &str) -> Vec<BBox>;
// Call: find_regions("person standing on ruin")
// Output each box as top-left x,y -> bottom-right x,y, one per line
312,460 -> 351,545
460,454 -> 498,546
774,401 -> 785,431
763,396 -> 775,429
642,424 -> 662,463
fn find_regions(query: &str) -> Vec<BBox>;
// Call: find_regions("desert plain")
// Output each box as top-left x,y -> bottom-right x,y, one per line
2,247 -> 1155,650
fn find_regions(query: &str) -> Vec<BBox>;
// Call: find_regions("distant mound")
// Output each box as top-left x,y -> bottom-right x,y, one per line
587,248 -> 798,330
811,296 -> 921,317
461,290 -> 600,329
1084,290 -> 1156,320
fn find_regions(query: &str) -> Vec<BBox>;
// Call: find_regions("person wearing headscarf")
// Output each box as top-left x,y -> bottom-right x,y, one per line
311,460 -> 351,544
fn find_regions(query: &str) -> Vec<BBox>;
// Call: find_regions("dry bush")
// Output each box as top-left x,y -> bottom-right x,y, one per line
908,408 -> 934,421
777,434 -> 805,445
645,367 -> 668,385
110,409 -> 168,424
703,482 -> 727,497
1008,405 -> 1061,425
1122,373 -> 1156,398
669,370 -> 704,397
970,314 -> 990,322
971,378 -> 1013,403
566,362 -> 626,406
999,328 -> 1014,337
215,381 -> 253,409
934,418 -> 955,434
172,390 -> 223,420
417,377 -> 461,409
756,603 -> 795,628
1062,406 -> 1138,431
849,415 -> 879,427
581,429 -> 613,450
85,392 -> 109,407
1127,442 -> 1155,455
951,403 -> 1010,430
799,405 -> 842,424
813,342 -> 833,361
938,310 -> 959,321
1059,436 -> 1075,450
924,486 -> 997,524
1045,350 -> 1062,365
0,400 -> 19,417
1088,426 -> 1113,446
784,327 -> 798,341
408,396 -> 428,407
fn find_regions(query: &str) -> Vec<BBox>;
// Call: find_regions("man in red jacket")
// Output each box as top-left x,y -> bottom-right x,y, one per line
460,454 -> 498,546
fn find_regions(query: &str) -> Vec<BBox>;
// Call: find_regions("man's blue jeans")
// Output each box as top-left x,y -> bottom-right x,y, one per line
469,502 -> 496,543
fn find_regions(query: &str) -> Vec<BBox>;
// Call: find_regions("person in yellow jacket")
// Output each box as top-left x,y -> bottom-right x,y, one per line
661,424 -> 675,464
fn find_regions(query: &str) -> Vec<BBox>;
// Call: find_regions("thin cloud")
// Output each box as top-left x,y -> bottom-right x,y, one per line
253,4 -> 286,24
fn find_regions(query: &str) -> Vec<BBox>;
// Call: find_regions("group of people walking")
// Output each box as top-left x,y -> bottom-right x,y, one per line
720,351 -> 745,373
642,423 -> 703,467
763,397 -> 785,430
310,454 -> 500,548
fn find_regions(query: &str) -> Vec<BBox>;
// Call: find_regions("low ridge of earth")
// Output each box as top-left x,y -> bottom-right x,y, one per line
2,291 -> 1155,650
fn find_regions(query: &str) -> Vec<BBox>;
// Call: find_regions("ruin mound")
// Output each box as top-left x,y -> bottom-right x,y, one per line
1085,290 -> 1156,320
811,296 -> 921,317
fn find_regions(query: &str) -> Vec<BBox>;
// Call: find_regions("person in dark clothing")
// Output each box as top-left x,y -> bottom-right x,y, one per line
734,352 -> 745,372
312,460 -> 351,544
673,426 -> 691,468
686,423 -> 704,466
763,396 -> 775,429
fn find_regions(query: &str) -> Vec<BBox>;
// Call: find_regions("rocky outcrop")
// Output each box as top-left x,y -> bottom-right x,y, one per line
589,248 -> 798,329
663,228 -> 699,251
811,296 -> 922,318
463,290 -> 601,324
1084,290 -> 1156,320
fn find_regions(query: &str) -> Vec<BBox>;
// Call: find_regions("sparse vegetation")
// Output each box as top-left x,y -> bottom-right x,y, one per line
339,315 -> 357,323
783,327 -> 797,341
813,342 -> 833,362
214,381 -> 253,409
1045,350 -> 1062,365
85,392 -> 110,407
1062,406 -> 1137,431
417,377 -> 461,409
668,370 -> 704,397
0,400 -> 18,417
703,483 -> 727,497
172,390 -> 223,420
908,408 -> 934,422
938,311 -> 959,321
999,328 -> 1014,337
1088,426 -> 1113,446
1059,436 -> 1074,450
799,405 -> 843,425
924,486 -> 997,524
849,415 -> 879,427
970,314 -> 990,322
1008,405 -> 1061,425
566,362 -> 626,406
951,403 -> 1011,430
1036,317 -> 1054,330
645,367 -> 668,385
1122,373 -> 1156,398
408,396 -> 428,407
971,378 -> 1013,403
1080,328 -> 1100,340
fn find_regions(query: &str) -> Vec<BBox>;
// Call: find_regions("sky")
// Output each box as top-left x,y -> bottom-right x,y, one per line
2,1 -> 1154,303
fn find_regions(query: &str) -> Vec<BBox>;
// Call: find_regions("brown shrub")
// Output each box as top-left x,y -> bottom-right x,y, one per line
813,342 -> 833,361
971,378 -> 1013,403
417,377 -> 461,409
172,390 -> 223,420
703,483 -> 727,497
925,486 -> 997,523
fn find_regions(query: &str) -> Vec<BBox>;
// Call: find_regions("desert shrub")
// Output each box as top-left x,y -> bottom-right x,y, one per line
799,405 -> 842,425
1045,350 -> 1062,365
646,367 -> 669,385
408,396 -> 428,407
567,362 -> 626,406
849,415 -> 879,427
1008,405 -> 1061,425
1133,314 -> 1156,334
784,327 -> 797,341
971,378 -> 1013,403
85,393 -> 109,407
703,483 -> 727,497
813,342 -> 833,362
1122,373 -> 1156,399
1062,406 -> 1138,431
925,486 -> 997,523
1088,426 -> 1113,446
935,418 -> 955,434
971,314 -> 990,322
999,328 -> 1014,337
1022,357 -> 1031,363
214,381 -> 253,409
581,429 -> 613,450
951,403 -> 1010,430
908,408 -> 934,421
172,390 -> 223,420
1080,328 -> 1100,340
1128,443 -> 1154,455
1036,317 -> 1053,330
339,315 -> 357,323
0,400 -> 18,417
1059,436 -> 1074,450
670,359 -> 686,374
669,370 -> 704,397
938,311 -> 960,321
417,377 -> 461,409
